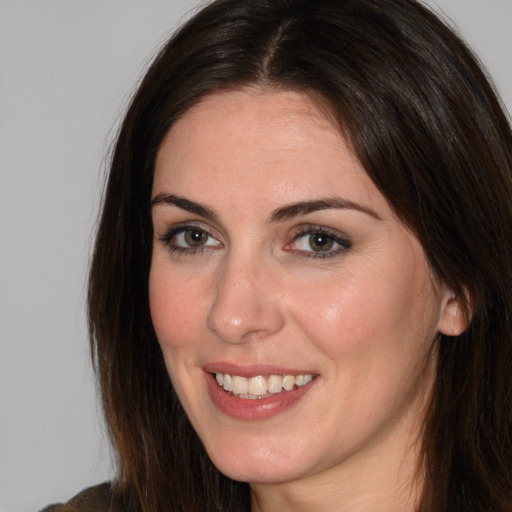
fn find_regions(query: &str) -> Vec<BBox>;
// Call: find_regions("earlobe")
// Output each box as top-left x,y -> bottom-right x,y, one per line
437,288 -> 471,337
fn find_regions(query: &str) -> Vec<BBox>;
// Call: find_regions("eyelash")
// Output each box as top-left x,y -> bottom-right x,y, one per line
158,223 -> 352,259
159,223 -> 220,255
289,226 -> 352,259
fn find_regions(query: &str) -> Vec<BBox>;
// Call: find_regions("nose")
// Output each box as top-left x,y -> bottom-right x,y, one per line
206,255 -> 285,344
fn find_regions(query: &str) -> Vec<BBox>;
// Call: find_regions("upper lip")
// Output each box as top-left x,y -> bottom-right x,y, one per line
202,362 -> 317,378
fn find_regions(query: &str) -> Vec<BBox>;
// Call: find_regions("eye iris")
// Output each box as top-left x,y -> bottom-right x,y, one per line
185,229 -> 207,246
309,233 -> 334,251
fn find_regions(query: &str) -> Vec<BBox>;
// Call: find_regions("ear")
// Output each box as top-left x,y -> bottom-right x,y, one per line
437,286 -> 470,336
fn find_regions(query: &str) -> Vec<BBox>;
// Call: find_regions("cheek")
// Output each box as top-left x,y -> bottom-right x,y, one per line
291,256 -> 438,361
149,262 -> 208,352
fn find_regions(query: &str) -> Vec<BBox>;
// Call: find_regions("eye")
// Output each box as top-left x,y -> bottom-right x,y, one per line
298,233 -> 335,252
175,228 -> 214,247
159,224 -> 222,254
289,227 -> 351,258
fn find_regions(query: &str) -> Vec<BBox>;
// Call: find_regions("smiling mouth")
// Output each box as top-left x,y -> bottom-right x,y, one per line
214,373 -> 314,399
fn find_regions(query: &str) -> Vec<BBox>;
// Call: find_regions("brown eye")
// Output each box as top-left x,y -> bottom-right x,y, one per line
162,225 -> 222,253
290,228 -> 352,259
184,229 -> 208,246
308,233 -> 335,252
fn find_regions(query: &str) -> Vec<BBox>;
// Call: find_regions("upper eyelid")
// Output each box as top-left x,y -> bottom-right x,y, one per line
159,222 -> 348,238
288,225 -> 352,251
158,224 -> 222,254
291,224 -> 351,240
157,221 -> 352,252
159,221 -> 221,240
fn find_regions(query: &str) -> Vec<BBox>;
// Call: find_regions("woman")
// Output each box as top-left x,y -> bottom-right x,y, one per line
48,0 -> 512,510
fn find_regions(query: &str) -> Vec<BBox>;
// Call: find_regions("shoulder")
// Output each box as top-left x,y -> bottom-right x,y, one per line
39,482 -> 127,512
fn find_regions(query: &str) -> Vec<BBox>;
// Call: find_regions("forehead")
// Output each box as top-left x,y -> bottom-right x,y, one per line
158,88 -> 346,159
153,88 -> 388,217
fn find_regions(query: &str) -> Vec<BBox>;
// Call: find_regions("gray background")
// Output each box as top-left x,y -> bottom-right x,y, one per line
1,1 -> 510,511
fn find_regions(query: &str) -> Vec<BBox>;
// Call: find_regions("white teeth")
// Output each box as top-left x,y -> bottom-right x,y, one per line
238,393 -> 261,400
215,372 -> 314,398
282,375 -> 295,390
223,374 -> 232,392
295,375 -> 305,386
248,376 -> 267,395
232,375 -> 249,395
294,374 -> 313,386
267,375 -> 283,393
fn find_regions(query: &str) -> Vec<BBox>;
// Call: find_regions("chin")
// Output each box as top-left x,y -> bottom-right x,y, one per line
202,432 -> 319,484
213,456 -> 304,485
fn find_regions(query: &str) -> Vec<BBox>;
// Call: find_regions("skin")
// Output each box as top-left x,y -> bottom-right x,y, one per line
149,88 -> 465,511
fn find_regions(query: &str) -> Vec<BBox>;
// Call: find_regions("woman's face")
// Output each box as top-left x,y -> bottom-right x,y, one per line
149,89 -> 460,487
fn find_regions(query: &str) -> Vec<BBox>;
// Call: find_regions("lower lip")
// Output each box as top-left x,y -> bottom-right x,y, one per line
204,373 -> 317,420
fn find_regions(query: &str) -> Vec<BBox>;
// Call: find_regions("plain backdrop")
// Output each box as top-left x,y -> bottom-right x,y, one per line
0,1 -> 511,511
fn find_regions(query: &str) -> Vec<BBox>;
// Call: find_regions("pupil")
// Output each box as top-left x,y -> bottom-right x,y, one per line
310,233 -> 333,251
186,229 -> 206,246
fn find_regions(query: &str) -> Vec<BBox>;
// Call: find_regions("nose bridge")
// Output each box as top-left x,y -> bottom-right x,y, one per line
206,248 -> 284,344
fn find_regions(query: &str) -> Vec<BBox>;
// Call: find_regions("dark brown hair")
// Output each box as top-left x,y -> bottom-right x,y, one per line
88,0 -> 512,510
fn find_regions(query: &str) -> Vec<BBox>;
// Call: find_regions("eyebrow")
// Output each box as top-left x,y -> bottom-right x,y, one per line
269,198 -> 382,222
151,193 -> 218,222
151,193 -> 382,222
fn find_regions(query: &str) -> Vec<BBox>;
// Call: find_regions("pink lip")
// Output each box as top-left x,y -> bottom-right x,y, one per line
203,367 -> 318,421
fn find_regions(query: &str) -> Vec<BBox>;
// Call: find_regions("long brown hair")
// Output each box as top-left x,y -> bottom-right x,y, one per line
88,0 -> 512,510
